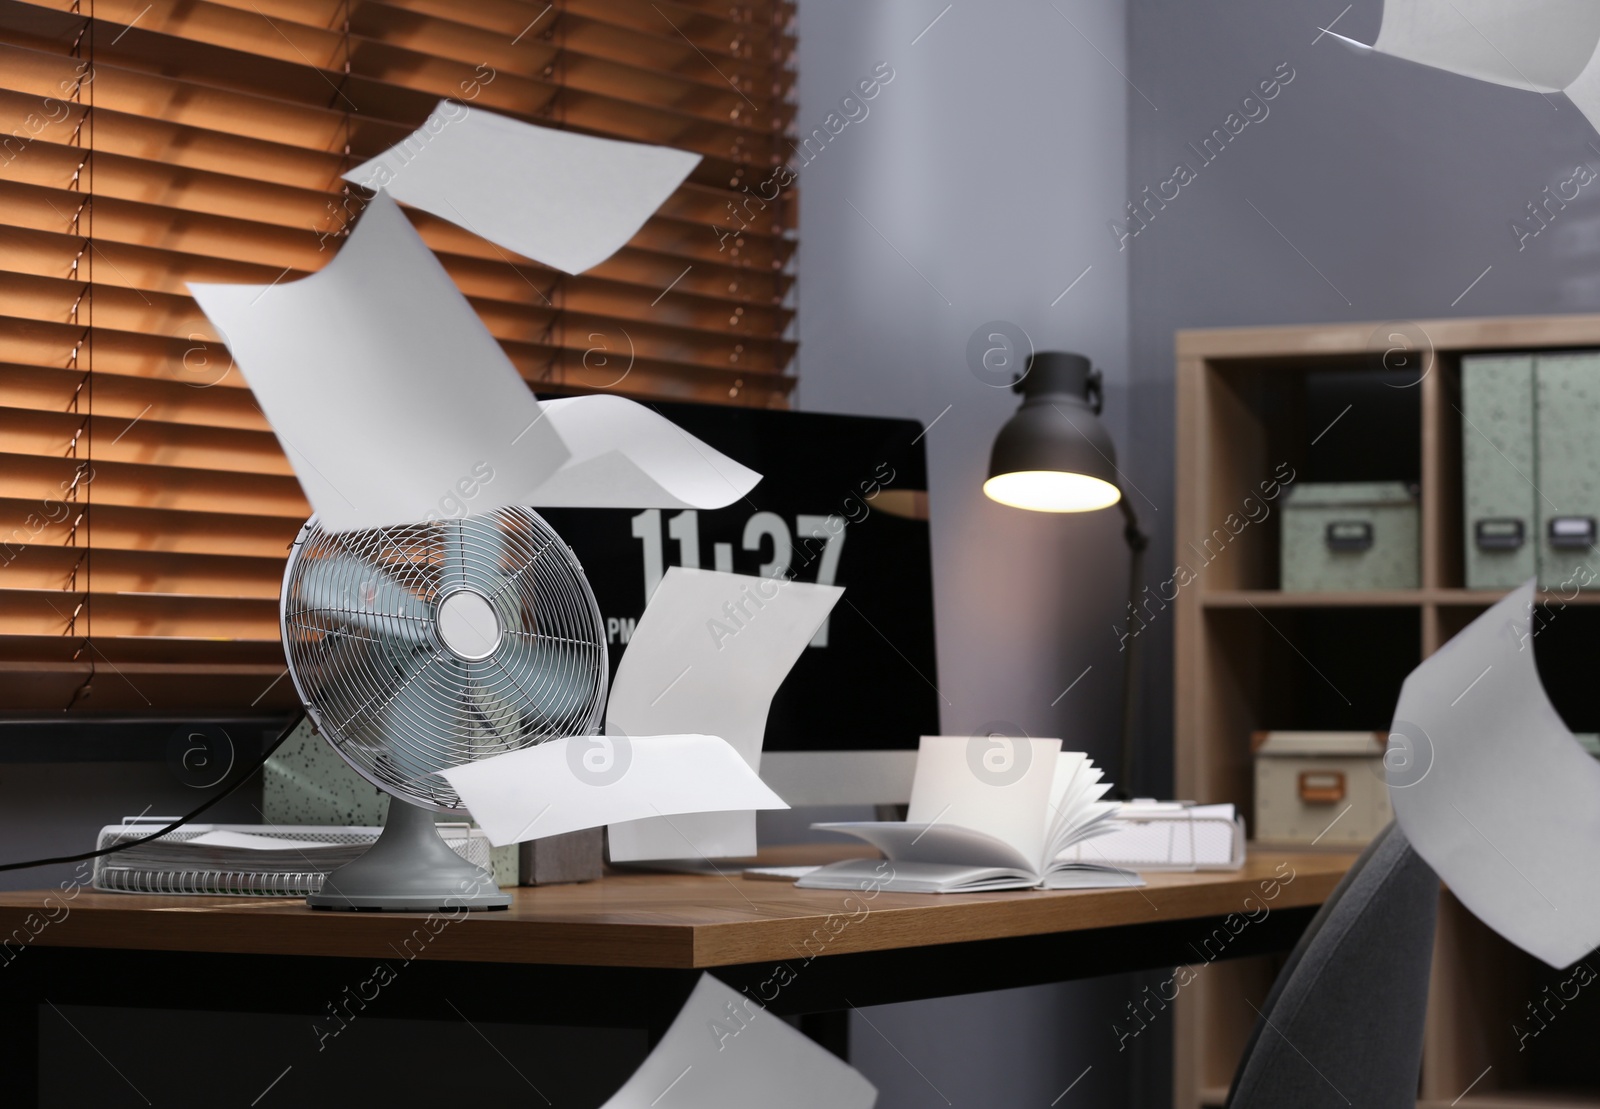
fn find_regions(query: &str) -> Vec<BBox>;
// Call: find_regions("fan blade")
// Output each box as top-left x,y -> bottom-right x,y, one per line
291,551 -> 432,645
367,654 -> 474,804
436,517 -> 514,598
492,633 -> 605,739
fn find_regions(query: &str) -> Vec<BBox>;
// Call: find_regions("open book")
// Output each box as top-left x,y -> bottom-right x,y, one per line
796,736 -> 1146,893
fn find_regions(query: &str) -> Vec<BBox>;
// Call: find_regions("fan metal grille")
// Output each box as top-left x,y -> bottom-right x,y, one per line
280,508 -> 608,810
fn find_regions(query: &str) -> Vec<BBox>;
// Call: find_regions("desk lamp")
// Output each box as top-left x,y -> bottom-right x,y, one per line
984,351 -> 1149,797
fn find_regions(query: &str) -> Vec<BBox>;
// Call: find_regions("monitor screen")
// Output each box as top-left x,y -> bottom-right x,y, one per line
537,401 -> 939,752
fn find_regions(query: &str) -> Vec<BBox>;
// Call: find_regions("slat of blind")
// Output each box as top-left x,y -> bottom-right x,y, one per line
4,590 -> 280,638
0,452 -> 309,518
0,362 -> 272,431
0,407 -> 293,478
1,545 -> 284,597
0,500 -> 302,559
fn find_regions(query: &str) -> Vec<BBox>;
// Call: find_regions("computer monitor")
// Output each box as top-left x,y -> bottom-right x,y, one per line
538,401 -> 938,804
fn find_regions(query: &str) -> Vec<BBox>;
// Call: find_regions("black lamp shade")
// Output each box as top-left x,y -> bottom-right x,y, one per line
984,352 -> 1122,512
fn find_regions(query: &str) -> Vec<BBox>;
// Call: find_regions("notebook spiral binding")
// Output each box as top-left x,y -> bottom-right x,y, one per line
93,868 -> 334,897
90,821 -> 493,897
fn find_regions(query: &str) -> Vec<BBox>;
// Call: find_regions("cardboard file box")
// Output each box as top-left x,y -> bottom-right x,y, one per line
1252,731 -> 1392,847
1279,482 -> 1419,592
1535,352 -> 1600,590
1462,354 -> 1537,589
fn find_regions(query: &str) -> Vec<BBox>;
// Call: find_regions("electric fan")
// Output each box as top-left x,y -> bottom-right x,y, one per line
280,506 -> 608,910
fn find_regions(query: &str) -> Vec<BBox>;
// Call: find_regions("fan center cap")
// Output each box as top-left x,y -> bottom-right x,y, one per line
436,590 -> 502,661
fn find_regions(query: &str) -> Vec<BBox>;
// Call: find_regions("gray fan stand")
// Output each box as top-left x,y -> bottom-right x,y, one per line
308,799 -> 511,911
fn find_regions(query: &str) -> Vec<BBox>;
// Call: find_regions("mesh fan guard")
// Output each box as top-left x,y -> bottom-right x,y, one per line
281,508 -> 609,812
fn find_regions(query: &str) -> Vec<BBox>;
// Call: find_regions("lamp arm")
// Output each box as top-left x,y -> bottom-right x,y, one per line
1116,497 -> 1149,800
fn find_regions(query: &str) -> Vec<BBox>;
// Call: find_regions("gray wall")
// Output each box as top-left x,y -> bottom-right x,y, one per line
793,2 -> 1154,1106
1126,0 -> 1600,798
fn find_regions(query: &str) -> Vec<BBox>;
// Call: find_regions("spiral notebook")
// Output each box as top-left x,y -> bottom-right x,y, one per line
91,819 -> 492,897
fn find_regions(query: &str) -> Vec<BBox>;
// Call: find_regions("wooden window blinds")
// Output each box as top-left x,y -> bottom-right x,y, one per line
0,0 -> 797,714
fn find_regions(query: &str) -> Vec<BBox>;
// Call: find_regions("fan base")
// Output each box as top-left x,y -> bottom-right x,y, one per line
307,798 -> 511,912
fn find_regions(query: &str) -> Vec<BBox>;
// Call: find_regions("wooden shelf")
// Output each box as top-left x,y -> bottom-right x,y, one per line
1202,589 -> 1432,607
1202,589 -> 1600,608
1172,313 -> 1600,1109
1421,1094 -> 1600,1109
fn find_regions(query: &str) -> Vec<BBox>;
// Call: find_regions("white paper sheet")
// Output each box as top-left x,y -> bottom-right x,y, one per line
345,101 -> 701,276
606,568 -> 843,862
601,974 -> 876,1109
188,190 -> 571,534
1349,0 -> 1600,133
437,734 -> 787,847
1388,579 -> 1600,968
528,395 -> 760,509
906,735 -> 1063,869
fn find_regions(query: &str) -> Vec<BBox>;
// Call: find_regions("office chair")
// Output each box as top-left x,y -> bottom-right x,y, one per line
1226,822 -> 1438,1109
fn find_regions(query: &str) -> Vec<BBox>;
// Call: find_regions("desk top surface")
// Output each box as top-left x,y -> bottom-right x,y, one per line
0,848 -> 1354,970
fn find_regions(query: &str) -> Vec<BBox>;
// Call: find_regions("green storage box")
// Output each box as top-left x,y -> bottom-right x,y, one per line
1462,354 -> 1537,590
1280,481 -> 1419,592
1535,352 -> 1600,591
264,718 -> 520,887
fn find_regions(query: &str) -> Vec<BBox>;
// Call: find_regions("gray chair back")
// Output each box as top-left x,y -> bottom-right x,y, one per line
1227,822 -> 1437,1109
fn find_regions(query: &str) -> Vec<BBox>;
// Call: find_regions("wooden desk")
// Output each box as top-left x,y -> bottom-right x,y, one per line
0,849 -> 1352,1104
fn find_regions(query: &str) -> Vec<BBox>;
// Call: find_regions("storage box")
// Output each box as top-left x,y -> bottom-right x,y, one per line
264,717 -> 525,886
1252,731 -> 1393,847
1279,481 -> 1419,592
1462,354 -> 1537,590
1535,352 -> 1600,590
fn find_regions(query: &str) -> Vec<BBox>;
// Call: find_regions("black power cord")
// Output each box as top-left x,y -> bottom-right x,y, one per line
0,712 -> 306,874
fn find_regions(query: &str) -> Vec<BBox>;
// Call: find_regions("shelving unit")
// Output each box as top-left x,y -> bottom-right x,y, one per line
1172,315 -> 1600,1109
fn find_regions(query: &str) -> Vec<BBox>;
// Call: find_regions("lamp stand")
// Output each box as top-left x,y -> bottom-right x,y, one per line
1116,498 -> 1149,800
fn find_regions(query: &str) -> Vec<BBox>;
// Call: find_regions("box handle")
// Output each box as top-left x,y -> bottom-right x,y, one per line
1324,521 -> 1373,552
1298,770 -> 1346,805
1474,518 -> 1525,551
1548,516 -> 1597,551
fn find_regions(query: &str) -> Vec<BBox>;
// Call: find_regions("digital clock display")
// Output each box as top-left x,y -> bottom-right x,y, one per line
538,401 -> 939,753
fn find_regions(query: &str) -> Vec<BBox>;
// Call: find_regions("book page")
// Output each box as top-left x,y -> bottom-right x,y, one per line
1044,757 -> 1119,861
813,821 -> 1037,873
905,735 -> 1061,867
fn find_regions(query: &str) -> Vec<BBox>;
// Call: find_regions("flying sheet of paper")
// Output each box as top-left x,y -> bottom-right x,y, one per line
906,735 -> 1063,868
1388,579 -> 1600,968
1339,0 -> 1600,133
437,734 -> 786,847
600,975 -> 876,1109
188,190 -> 571,534
528,395 -> 760,509
345,101 -> 701,275
607,568 -> 843,862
